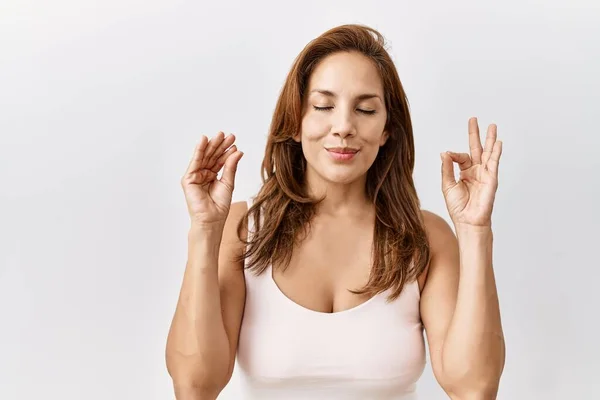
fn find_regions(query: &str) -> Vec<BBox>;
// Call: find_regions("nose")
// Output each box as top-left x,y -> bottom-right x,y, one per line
331,109 -> 356,139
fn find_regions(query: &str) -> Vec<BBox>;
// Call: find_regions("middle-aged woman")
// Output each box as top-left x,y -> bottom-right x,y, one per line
166,24 -> 506,400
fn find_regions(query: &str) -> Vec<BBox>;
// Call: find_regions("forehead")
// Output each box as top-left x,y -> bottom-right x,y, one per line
307,51 -> 384,96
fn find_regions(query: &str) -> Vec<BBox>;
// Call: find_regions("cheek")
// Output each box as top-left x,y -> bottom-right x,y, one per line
362,118 -> 387,142
299,115 -> 328,149
301,113 -> 328,136
300,136 -> 323,163
360,126 -> 387,165
360,145 -> 381,167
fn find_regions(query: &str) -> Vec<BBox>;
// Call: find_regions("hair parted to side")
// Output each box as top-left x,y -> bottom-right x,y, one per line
237,24 -> 430,301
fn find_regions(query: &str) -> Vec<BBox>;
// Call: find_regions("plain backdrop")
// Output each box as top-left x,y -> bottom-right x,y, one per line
1,0 -> 598,399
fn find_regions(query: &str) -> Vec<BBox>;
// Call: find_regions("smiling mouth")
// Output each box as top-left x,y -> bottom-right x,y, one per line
325,147 -> 359,154
325,147 -> 359,161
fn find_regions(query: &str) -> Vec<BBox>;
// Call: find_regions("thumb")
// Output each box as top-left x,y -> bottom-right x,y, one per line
440,152 -> 457,193
220,150 -> 244,191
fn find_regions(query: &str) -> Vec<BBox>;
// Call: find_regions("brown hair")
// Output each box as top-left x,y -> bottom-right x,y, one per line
237,24 -> 430,301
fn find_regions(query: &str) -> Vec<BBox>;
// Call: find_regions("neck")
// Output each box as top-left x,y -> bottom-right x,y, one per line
305,172 -> 372,217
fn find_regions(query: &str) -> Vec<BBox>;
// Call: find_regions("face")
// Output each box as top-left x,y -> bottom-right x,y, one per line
296,51 -> 389,187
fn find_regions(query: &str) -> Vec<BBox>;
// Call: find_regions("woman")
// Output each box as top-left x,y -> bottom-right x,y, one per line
166,24 -> 505,400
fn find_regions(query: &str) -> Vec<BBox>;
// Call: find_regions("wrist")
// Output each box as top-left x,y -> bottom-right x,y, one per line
454,224 -> 493,246
188,224 -> 224,247
189,221 -> 225,235
187,232 -> 222,266
454,222 -> 493,236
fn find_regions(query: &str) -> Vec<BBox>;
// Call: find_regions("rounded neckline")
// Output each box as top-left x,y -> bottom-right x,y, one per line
267,264 -> 388,317
246,200 -> 422,316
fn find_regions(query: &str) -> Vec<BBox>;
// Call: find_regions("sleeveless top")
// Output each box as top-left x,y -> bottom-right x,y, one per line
236,199 -> 426,399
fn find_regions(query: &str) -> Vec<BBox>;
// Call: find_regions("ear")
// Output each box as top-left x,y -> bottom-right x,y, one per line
293,132 -> 301,143
379,130 -> 389,146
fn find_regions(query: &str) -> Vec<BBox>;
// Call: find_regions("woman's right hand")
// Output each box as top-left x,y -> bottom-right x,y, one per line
181,132 -> 244,228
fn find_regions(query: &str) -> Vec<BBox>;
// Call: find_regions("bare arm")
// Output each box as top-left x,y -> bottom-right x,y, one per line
166,201 -> 247,400
420,212 -> 505,399
166,132 -> 246,400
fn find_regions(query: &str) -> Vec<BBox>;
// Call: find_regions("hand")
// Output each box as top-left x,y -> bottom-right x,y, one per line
441,117 -> 503,228
180,132 -> 244,228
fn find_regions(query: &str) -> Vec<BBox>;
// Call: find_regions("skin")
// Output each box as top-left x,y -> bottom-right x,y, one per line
169,50 -> 505,399
275,51 -> 394,311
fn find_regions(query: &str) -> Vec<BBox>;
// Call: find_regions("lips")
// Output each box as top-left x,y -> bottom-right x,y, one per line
325,147 -> 359,154
325,146 -> 359,162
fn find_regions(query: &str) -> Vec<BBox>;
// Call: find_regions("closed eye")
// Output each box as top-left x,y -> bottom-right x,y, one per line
357,109 -> 376,115
313,106 -> 377,115
313,106 -> 333,111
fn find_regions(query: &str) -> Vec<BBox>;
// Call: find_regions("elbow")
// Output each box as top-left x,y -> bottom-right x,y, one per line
441,339 -> 506,399
165,352 -> 231,400
446,381 -> 501,400
168,370 -> 227,400
441,369 -> 503,400
439,360 -> 505,400
171,383 -> 221,400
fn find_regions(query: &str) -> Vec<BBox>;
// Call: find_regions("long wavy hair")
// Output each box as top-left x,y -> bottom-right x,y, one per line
237,24 -> 430,301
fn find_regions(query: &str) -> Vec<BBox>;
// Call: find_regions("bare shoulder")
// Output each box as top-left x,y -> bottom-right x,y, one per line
421,210 -> 457,251
417,210 -> 459,288
229,200 -> 249,216
221,201 -> 249,249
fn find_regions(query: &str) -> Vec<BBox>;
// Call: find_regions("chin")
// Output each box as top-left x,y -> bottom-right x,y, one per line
320,167 -> 364,185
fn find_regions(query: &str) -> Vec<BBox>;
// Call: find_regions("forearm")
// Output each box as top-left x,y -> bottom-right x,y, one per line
442,226 -> 505,394
166,225 -> 230,393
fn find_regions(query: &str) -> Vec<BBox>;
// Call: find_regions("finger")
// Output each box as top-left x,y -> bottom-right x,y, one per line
440,152 -> 457,193
201,131 -> 225,167
185,136 -> 209,175
182,168 -> 218,191
486,140 -> 503,176
211,145 -> 237,173
481,124 -> 497,166
446,152 -> 472,171
191,169 -> 218,185
220,150 -> 244,191
207,133 -> 236,169
468,117 -> 483,165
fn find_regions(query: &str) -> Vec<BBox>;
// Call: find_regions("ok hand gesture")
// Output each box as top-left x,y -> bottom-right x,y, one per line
441,118 -> 503,228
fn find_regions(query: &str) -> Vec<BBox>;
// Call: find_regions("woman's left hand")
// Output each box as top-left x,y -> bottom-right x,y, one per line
441,117 -> 503,228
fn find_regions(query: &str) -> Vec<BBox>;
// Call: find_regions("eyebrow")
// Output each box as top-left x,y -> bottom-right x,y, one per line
309,89 -> 382,101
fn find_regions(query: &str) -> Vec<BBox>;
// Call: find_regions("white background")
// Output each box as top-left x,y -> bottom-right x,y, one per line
1,0 -> 598,399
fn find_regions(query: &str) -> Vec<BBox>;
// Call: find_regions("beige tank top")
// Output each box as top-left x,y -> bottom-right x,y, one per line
236,199 -> 426,399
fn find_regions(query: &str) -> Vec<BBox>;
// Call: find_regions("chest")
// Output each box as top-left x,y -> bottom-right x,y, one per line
272,219 -> 375,313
